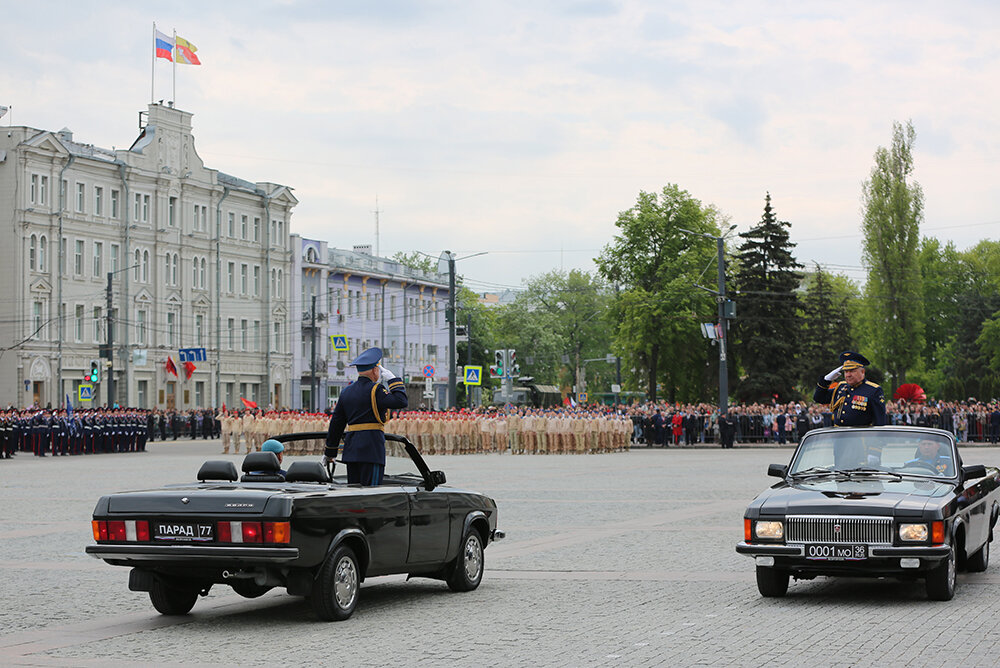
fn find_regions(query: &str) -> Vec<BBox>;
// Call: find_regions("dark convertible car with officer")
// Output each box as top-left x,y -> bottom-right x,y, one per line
737,426 -> 1000,600
86,432 -> 503,621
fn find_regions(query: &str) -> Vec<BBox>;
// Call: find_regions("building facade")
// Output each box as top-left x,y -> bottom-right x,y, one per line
0,103 -> 295,409
290,237 -> 452,410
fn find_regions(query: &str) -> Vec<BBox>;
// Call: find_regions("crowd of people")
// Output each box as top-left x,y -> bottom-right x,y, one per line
5,397 -> 1000,461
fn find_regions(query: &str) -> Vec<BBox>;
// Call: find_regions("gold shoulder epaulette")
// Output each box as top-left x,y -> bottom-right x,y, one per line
865,380 -> 880,388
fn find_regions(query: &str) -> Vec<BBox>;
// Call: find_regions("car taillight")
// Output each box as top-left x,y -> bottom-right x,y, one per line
264,522 -> 291,544
98,520 -> 150,542
93,520 -> 108,541
135,521 -> 150,541
216,521 -> 288,544
108,520 -> 127,541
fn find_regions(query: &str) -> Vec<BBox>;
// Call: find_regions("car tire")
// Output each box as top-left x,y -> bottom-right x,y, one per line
230,580 -> 273,599
755,566 -> 789,597
925,544 -> 957,601
447,527 -> 484,592
967,535 -> 990,573
311,544 -> 360,621
149,579 -> 199,615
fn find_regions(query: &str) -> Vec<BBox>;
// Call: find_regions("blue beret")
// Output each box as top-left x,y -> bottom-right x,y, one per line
349,347 -> 383,372
262,439 -> 284,454
839,351 -> 871,369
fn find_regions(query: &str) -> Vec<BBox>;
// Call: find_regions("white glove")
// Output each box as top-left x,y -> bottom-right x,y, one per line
824,366 -> 843,382
378,365 -> 396,381
321,455 -> 332,467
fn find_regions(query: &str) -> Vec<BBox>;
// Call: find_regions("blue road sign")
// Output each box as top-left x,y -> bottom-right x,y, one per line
78,384 -> 94,402
179,347 -> 207,362
331,336 -> 349,352
423,365 -> 435,378
464,366 -> 482,386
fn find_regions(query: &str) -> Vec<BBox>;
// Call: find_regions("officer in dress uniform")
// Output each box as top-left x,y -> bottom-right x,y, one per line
324,348 -> 408,486
813,351 -> 886,427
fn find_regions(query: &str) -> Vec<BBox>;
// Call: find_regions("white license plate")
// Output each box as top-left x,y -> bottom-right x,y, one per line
805,543 -> 867,560
154,522 -> 213,542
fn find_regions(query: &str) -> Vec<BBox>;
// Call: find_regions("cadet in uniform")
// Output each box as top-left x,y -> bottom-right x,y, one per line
324,348 -> 408,486
813,351 -> 886,427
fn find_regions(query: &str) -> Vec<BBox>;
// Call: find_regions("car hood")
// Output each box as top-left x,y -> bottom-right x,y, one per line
753,478 -> 955,517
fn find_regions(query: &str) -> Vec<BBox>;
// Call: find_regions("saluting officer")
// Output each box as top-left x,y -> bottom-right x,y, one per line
324,348 -> 408,486
813,351 -> 886,427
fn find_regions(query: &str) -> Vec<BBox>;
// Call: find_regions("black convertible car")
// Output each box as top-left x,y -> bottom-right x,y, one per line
737,426 -> 1000,600
86,433 -> 503,621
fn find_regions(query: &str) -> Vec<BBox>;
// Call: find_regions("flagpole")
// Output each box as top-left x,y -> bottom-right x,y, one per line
151,22 -> 156,104
172,28 -> 177,105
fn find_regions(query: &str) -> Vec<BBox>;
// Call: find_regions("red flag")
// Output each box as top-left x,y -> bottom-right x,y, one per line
165,356 -> 178,377
240,397 -> 258,409
183,361 -> 196,380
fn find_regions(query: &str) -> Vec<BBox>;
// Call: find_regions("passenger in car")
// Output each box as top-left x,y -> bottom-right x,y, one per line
259,439 -> 287,476
907,439 -> 952,475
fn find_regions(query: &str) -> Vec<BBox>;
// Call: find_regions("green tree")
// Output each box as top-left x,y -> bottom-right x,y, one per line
391,251 -> 436,274
860,120 -> 925,390
799,265 -> 858,392
731,193 -> 803,402
454,285 -> 500,406
597,185 -> 720,402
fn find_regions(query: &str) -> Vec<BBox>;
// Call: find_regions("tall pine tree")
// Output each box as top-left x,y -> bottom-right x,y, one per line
732,193 -> 803,402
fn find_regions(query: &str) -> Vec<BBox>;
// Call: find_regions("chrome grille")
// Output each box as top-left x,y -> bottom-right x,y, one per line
786,516 -> 892,545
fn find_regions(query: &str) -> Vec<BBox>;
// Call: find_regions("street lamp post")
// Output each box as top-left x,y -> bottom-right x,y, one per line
106,264 -> 140,408
439,250 -> 487,408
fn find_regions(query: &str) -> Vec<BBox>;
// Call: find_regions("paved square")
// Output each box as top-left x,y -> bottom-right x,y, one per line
2,440 -> 999,667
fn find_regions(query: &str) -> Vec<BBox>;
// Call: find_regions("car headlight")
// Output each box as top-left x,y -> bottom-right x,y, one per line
755,521 -> 784,540
899,523 -> 929,542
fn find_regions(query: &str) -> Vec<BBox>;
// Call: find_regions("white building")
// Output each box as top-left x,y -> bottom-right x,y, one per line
0,103 -> 296,409
290,237 -> 452,410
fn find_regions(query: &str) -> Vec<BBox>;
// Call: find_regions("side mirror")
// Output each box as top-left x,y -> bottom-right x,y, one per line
962,464 -> 986,481
768,464 -> 788,479
429,470 -> 447,486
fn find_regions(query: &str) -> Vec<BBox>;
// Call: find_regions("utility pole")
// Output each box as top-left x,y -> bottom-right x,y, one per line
105,272 -> 114,407
310,294 -> 317,412
716,235 -> 729,414
446,251 -> 456,409
466,311 -> 473,409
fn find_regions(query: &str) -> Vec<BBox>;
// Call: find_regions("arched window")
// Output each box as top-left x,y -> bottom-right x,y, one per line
134,249 -> 141,281
277,269 -> 283,298
199,258 -> 206,288
142,250 -> 149,282
192,255 -> 198,287
172,253 -> 179,286
39,235 -> 47,272
29,234 -> 37,271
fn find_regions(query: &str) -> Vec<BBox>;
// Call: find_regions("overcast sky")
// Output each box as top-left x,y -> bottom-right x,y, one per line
4,0 -> 998,293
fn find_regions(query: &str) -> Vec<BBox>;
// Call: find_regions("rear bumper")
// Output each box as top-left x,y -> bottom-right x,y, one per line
86,544 -> 299,563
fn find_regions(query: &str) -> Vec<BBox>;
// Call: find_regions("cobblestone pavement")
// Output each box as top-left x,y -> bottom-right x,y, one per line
2,439 -> 1000,667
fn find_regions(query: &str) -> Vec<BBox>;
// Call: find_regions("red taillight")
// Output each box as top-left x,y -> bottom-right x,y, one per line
264,522 -> 291,544
135,521 -> 150,542
108,520 -> 127,541
217,521 -> 232,542
93,520 -> 108,541
241,522 -> 262,543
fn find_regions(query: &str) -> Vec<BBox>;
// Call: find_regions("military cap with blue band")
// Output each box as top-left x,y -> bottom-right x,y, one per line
349,347 -> 383,372
839,351 -> 871,371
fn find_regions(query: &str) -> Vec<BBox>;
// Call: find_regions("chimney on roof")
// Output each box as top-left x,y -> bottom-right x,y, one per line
57,127 -> 73,143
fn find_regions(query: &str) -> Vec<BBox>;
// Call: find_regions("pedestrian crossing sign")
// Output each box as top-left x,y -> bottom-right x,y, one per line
578,392 -> 588,403
78,384 -> 94,402
331,335 -> 349,352
464,366 -> 482,386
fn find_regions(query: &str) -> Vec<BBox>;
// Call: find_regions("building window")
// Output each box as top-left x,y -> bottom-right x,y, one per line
228,212 -> 235,237
134,249 -> 141,281
253,320 -> 260,353
29,234 -> 36,271
33,301 -> 43,339
274,321 -> 281,354
166,312 -> 176,347
136,309 -> 147,344
241,214 -> 248,240
253,265 -> 260,296
30,174 -> 37,203
240,264 -> 248,295
227,318 -> 235,350
195,313 -> 204,346
199,258 -> 206,289
39,236 -> 47,272
227,262 -> 235,293
31,174 -> 49,205
93,306 -> 102,342
93,242 -> 103,277
110,244 -> 119,273
95,186 -> 103,216
141,250 -> 149,282
111,189 -> 119,219
60,237 -> 67,274
253,216 -> 260,242
76,183 -> 85,213
74,240 -> 84,275
75,304 -> 84,342
241,319 -> 248,351
195,381 -> 204,407
134,194 -> 149,223
168,197 -> 177,226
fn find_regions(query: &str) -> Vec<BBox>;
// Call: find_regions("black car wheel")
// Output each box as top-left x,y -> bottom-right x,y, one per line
312,544 -> 360,621
447,527 -> 484,592
925,544 -> 956,601
230,580 -> 273,599
149,579 -> 199,615
755,565 -> 789,597
967,535 -> 990,573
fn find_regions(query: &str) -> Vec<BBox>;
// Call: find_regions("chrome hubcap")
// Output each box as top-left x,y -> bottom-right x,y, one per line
334,556 -> 358,609
464,534 -> 483,581
947,549 -> 956,589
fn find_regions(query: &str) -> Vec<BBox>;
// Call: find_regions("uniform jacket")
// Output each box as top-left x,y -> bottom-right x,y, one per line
326,376 -> 408,466
813,378 -> 887,426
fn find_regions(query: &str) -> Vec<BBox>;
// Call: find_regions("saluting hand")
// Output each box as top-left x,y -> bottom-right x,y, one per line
824,366 -> 843,382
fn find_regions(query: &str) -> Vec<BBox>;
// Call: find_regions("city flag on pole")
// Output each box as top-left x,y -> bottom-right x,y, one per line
155,29 -> 174,61
174,35 -> 201,65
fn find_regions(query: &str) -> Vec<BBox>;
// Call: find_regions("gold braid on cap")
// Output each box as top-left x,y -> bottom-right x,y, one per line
842,361 -> 864,370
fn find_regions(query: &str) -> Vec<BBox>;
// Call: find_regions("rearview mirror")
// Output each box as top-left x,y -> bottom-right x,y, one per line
768,464 -> 788,479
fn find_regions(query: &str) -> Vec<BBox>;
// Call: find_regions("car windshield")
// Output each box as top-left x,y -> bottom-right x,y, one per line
788,430 -> 956,478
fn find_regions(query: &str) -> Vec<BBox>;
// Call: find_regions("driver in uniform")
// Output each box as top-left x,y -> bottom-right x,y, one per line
813,352 -> 886,427
906,438 -> 952,475
324,348 -> 408,486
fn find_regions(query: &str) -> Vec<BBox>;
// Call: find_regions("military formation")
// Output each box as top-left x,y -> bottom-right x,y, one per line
0,407 -> 151,457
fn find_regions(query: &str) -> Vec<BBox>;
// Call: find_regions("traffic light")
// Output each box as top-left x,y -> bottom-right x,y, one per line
494,349 -> 505,377
509,349 -> 519,376
87,360 -> 100,383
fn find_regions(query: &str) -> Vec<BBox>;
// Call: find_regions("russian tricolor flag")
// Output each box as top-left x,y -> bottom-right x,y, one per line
155,29 -> 173,62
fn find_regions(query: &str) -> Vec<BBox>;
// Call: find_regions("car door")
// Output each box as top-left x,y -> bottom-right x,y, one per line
406,486 -> 450,564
